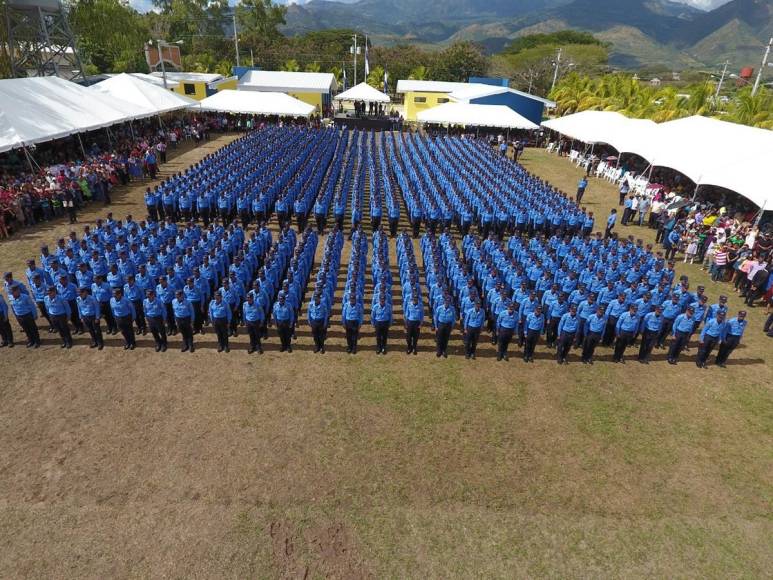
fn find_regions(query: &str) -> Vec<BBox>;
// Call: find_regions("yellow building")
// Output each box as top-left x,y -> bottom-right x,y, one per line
237,70 -> 337,113
150,72 -> 238,101
396,80 -> 470,121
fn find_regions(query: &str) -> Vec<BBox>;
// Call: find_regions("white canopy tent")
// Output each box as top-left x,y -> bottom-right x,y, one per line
196,90 -> 315,117
334,82 -> 390,103
640,116 -> 773,184
417,103 -> 539,129
543,111 -> 773,208
699,150 -> 773,210
90,73 -> 198,115
0,76 -> 148,153
542,111 -> 629,145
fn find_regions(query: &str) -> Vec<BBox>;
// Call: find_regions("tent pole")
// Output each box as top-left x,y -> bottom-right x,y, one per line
692,184 -> 700,202
77,133 -> 87,159
105,127 -> 113,149
22,145 -> 36,173
753,200 -> 766,227
129,121 -> 136,140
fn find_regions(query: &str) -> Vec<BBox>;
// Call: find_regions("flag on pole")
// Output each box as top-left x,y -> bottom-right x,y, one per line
342,66 -> 348,91
383,69 -> 389,95
364,36 -> 370,78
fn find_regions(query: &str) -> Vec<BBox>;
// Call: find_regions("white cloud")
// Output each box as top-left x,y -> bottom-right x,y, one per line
668,0 -> 733,10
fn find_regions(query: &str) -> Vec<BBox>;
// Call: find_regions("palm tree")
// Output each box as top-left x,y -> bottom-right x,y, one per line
305,61 -> 321,73
408,65 -> 428,80
281,59 -> 300,72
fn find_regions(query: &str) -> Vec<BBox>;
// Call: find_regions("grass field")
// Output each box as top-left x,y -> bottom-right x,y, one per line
0,137 -> 770,578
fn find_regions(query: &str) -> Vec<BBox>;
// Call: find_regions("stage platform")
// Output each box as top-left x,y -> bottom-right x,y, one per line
333,115 -> 397,131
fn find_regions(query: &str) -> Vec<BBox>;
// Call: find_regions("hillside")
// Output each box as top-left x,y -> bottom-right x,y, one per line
283,0 -> 773,69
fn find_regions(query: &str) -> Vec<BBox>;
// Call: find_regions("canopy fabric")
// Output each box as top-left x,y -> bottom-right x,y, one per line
641,116 -> 773,184
417,103 -> 539,129
90,73 -> 199,115
542,111 -> 629,144
543,111 -> 773,208
196,90 -> 315,117
0,76 -> 146,153
699,150 -> 773,210
334,82 -> 390,103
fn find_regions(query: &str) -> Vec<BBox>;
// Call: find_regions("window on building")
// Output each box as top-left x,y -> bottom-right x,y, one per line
183,83 -> 196,95
414,96 -> 427,103
438,98 -> 450,103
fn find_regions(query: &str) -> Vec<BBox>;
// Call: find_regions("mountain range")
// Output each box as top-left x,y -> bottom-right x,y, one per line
282,0 -> 773,69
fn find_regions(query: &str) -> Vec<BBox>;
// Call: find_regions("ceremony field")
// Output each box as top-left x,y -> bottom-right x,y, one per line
0,136 -> 770,578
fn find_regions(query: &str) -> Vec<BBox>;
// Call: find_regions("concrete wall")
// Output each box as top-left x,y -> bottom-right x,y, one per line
403,91 -> 452,121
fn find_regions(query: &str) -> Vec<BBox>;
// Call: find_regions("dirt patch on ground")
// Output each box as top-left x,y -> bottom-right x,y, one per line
270,520 -> 371,579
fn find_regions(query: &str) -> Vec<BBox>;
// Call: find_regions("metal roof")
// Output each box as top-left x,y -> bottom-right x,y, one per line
395,80 -> 470,94
449,83 -> 556,107
238,70 -> 337,93
150,71 -> 224,85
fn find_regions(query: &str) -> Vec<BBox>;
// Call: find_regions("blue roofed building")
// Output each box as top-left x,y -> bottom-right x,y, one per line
448,84 -> 555,127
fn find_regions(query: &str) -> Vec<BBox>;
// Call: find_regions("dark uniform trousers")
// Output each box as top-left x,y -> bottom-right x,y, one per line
35,300 -> 51,329
582,331 -> 601,362
51,313 -> 72,346
190,301 -> 203,333
657,318 -> 675,348
316,214 -> 327,234
0,313 -> 13,345
81,314 -> 104,347
497,328 -> 514,357
668,330 -> 690,362
164,303 -> 177,334
344,320 -> 360,352
67,299 -> 83,333
435,322 -> 451,355
464,326 -> 481,356
16,312 -> 40,345
602,316 -> 619,346
212,317 -> 229,350
613,330 -> 634,361
405,320 -> 420,352
524,329 -> 540,359
546,316 -> 561,347
147,315 -> 167,348
638,329 -> 658,361
246,320 -> 262,351
389,217 -> 398,237
697,335 -> 720,365
556,331 -> 575,361
131,299 -> 146,332
116,314 -> 136,347
715,334 -> 740,365
100,301 -> 116,333
176,316 -> 194,351
375,321 -> 390,352
276,321 -> 292,351
310,319 -> 326,350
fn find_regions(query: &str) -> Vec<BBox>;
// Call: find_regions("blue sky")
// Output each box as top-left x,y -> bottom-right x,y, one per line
127,0 -> 733,14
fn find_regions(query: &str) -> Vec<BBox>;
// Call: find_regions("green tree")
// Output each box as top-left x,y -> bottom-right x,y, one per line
408,65 -> 429,80
70,0 -> 150,73
434,42 -> 487,82
366,65 -> 384,89
281,59 -> 300,72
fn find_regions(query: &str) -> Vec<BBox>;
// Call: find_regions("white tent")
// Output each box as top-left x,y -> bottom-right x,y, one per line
698,150 -> 772,209
334,82 -> 390,103
197,90 -> 315,117
417,103 -> 539,129
543,111 -> 773,207
0,76 -> 146,153
641,116 -> 773,184
90,73 -> 198,115
542,111 -> 629,144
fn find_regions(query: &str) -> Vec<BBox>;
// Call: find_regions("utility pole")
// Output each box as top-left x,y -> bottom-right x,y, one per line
157,40 -> 168,89
550,47 -> 562,93
715,60 -> 729,101
352,34 -> 359,86
752,36 -> 772,96
233,14 -> 240,67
